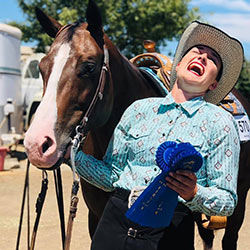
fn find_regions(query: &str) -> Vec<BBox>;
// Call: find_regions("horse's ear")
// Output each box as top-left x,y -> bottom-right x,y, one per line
86,0 -> 104,47
35,7 -> 62,38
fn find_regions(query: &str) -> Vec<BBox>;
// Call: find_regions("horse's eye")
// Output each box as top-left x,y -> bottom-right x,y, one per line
78,62 -> 96,77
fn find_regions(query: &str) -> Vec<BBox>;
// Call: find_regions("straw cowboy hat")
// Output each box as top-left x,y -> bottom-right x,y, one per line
170,21 -> 244,104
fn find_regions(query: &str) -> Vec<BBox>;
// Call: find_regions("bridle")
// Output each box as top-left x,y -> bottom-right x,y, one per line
70,42 -> 110,181
71,42 -> 110,156
16,24 -> 111,250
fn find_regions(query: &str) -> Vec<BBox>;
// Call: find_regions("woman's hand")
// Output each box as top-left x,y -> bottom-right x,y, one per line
165,170 -> 197,201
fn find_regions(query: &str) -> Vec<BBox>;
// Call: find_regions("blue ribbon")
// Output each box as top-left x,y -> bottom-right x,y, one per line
125,141 -> 203,228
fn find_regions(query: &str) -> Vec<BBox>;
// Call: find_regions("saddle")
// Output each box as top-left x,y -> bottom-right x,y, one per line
130,40 -> 250,230
130,40 -> 172,92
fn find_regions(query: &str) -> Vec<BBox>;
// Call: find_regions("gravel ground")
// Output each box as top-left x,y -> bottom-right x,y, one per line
0,151 -> 249,250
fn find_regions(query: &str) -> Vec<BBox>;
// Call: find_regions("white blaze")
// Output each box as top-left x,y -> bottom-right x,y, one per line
35,43 -> 71,123
23,42 -> 71,166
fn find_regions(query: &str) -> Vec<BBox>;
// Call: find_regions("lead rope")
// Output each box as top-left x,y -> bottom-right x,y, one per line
64,131 -> 82,250
53,167 -> 66,249
15,160 -> 50,250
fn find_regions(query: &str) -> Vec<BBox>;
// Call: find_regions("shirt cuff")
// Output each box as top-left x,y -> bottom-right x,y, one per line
178,184 -> 204,212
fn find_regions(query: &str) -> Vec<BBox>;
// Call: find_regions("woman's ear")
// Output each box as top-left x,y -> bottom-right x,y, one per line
208,81 -> 218,91
175,62 -> 180,72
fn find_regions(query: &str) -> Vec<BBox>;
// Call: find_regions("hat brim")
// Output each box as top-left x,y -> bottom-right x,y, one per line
170,21 -> 244,104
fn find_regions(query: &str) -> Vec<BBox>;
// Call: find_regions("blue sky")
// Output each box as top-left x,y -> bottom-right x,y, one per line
1,0 -> 250,60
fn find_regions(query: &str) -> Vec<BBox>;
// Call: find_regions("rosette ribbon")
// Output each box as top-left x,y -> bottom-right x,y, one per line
126,141 -> 203,228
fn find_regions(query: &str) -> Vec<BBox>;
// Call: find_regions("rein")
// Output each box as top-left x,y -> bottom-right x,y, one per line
16,161 -> 65,250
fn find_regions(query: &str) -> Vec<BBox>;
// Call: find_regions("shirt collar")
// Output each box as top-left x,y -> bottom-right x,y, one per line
161,92 -> 206,115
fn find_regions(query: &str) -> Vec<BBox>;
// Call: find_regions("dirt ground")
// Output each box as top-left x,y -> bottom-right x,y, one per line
1,151 -> 250,250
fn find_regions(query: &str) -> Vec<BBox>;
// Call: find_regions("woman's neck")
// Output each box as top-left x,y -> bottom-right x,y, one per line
171,82 -> 205,103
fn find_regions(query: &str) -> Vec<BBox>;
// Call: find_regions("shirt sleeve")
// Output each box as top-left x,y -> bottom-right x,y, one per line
181,111 -> 240,216
74,102 -> 134,192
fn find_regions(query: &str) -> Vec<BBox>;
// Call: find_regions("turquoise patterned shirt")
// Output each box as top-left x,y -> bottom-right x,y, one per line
75,93 -> 240,216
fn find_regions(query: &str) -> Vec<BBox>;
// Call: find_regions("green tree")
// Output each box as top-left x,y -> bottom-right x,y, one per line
10,0 -> 200,57
236,58 -> 250,101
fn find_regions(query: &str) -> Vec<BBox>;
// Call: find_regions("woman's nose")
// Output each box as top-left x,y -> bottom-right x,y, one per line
198,53 -> 207,64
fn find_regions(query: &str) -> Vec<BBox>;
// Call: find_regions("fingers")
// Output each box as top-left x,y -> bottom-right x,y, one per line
165,171 -> 197,201
166,171 -> 197,190
171,170 -> 197,183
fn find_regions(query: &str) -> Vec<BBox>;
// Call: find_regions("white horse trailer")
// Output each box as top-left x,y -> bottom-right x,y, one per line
0,24 -> 22,142
21,52 -> 45,130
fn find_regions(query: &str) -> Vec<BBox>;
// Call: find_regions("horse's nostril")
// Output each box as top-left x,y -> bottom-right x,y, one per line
42,137 -> 53,153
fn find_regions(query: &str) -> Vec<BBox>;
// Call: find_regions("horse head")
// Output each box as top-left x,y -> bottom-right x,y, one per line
24,0 -> 114,168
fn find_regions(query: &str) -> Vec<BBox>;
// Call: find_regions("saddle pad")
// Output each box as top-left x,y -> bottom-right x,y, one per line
219,92 -> 250,142
139,67 -> 169,97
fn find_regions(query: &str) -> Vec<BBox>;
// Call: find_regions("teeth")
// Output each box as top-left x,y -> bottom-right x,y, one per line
188,63 -> 203,76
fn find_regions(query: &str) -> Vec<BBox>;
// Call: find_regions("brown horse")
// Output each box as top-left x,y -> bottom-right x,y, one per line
23,0 -> 250,249
24,0 -> 162,238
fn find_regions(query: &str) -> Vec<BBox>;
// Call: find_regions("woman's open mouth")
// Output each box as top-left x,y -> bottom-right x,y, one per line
187,62 -> 205,76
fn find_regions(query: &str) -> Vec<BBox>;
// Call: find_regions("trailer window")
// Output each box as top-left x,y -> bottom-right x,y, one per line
25,60 -> 39,79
